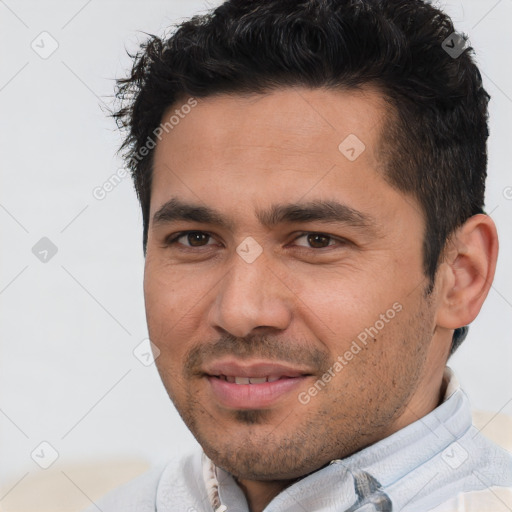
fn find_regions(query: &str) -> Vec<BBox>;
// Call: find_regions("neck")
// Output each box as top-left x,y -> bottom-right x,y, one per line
235,476 -> 300,512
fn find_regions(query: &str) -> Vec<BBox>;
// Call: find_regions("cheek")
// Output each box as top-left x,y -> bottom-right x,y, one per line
293,270 -> 388,338
296,270 -> 419,377
143,258 -> 222,369
144,256 -> 199,320
144,265 -> 189,358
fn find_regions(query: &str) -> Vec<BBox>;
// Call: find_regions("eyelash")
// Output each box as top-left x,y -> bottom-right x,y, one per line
163,231 -> 348,251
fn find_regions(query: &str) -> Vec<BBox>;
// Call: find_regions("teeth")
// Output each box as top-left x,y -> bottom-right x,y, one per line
249,377 -> 267,384
221,376 -> 284,384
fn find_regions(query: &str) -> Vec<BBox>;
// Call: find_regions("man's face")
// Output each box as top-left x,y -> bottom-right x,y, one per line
144,87 -> 441,481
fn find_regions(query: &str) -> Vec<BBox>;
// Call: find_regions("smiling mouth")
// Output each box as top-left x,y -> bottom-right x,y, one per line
202,359 -> 315,408
211,375 -> 301,384
206,373 -> 312,409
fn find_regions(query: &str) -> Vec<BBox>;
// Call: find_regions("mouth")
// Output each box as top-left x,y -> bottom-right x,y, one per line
203,360 -> 313,409
212,375 -> 293,384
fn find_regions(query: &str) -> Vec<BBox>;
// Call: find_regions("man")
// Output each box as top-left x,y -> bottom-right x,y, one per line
88,0 -> 512,510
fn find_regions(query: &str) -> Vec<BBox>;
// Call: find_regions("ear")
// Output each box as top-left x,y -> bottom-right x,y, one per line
435,214 -> 499,330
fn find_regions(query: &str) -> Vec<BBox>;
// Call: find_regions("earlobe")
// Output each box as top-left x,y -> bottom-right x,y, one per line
436,214 -> 499,330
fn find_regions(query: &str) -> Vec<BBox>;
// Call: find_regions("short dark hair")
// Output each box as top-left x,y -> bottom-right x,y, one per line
113,0 -> 490,356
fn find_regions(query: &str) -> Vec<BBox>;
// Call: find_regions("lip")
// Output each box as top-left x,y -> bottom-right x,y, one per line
203,359 -> 313,409
204,359 -> 313,379
207,375 -> 310,409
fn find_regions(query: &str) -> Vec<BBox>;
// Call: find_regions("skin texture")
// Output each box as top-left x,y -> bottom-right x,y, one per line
143,86 -> 498,512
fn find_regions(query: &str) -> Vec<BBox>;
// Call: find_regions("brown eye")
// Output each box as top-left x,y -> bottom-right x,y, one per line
294,233 -> 337,249
185,232 -> 211,247
165,231 -> 215,248
308,233 -> 332,248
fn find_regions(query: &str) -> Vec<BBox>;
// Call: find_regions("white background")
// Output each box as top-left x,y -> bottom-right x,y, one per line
1,0 -> 511,495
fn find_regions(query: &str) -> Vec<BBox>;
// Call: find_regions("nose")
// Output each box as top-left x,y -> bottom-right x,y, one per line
208,247 -> 293,338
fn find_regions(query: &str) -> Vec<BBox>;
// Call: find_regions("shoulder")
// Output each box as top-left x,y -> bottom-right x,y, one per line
414,426 -> 512,512
81,451 -> 204,512
81,464 -> 165,512
427,486 -> 512,511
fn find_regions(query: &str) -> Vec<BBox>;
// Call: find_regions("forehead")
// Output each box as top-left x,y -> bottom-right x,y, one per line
155,86 -> 388,162
149,86 -> 410,231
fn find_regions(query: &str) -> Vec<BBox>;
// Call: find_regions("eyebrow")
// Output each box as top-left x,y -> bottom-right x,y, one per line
152,197 -> 377,233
